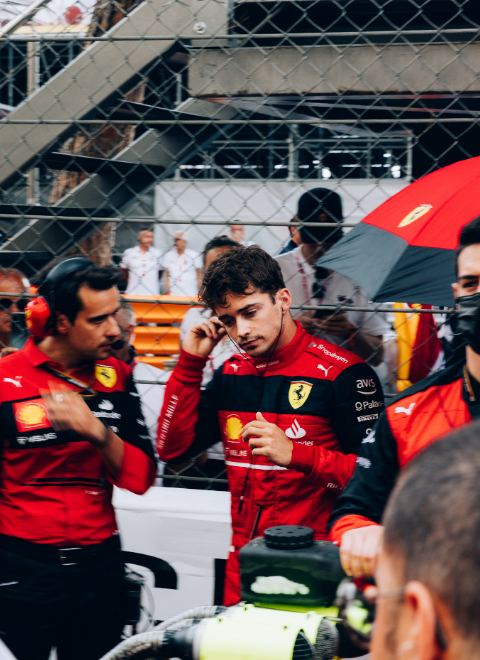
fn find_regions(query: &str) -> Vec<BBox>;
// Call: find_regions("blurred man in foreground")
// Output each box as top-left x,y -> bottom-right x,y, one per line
329,216 -> 480,578
372,423 -> 480,660
158,245 -> 383,604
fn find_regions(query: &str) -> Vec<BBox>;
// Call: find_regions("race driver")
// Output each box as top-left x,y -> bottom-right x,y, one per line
157,245 -> 384,604
0,258 -> 156,660
329,216 -> 480,579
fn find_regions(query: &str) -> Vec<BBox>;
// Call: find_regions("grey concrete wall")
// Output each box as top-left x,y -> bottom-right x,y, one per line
188,42 -> 480,96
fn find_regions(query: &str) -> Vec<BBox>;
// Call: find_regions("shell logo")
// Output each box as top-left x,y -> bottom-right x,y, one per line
17,403 -> 47,427
225,415 -> 243,442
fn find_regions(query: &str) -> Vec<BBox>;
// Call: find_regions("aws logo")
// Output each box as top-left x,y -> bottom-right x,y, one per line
356,378 -> 377,395
13,399 -> 50,432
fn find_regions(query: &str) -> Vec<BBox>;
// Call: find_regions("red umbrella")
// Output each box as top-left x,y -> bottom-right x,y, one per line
318,156 -> 480,306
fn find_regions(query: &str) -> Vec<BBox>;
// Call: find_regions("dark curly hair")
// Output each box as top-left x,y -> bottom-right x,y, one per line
200,245 -> 285,310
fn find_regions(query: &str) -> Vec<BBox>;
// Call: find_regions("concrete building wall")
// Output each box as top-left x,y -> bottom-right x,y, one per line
189,43 -> 480,97
154,178 -> 407,255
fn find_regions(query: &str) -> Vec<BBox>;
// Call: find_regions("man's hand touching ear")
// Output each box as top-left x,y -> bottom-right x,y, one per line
182,316 -> 227,358
241,412 -> 293,467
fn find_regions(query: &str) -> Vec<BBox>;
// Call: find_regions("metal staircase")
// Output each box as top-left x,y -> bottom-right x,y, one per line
0,0 -> 237,271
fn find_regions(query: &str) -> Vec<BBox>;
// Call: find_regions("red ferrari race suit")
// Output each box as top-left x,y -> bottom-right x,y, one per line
158,322 -> 384,604
0,338 -> 157,546
328,362 -> 477,545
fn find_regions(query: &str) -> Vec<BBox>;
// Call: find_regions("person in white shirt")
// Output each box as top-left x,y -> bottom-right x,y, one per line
175,235 -> 239,484
162,232 -> 202,297
120,229 -> 163,296
180,235 -> 239,386
276,188 -> 388,366
230,223 -> 254,247
113,301 -> 170,455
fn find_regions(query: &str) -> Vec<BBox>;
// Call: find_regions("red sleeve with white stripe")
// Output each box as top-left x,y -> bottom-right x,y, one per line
157,349 -> 207,462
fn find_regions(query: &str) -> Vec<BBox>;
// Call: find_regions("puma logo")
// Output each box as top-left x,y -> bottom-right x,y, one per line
317,364 -> 332,377
3,377 -> 22,388
230,364 -> 239,372
394,402 -> 416,416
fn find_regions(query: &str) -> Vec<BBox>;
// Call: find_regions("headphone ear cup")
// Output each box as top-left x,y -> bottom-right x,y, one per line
25,296 -> 54,340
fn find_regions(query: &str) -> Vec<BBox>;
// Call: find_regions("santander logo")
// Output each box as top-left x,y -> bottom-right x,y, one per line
285,419 -> 306,439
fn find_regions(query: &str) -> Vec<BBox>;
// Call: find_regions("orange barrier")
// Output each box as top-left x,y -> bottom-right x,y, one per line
136,356 -> 173,369
125,295 -> 198,324
133,326 -> 181,355
124,295 -> 199,369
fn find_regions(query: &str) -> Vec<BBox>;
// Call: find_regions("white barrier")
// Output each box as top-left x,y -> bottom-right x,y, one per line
114,488 -> 232,624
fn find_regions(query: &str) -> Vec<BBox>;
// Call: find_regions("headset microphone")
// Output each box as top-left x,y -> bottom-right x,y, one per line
111,338 -> 126,350
25,258 -> 92,340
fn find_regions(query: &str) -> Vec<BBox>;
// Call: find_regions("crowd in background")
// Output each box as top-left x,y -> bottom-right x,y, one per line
0,187 -> 449,490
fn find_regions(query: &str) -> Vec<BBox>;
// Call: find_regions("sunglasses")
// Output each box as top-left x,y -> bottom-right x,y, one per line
0,298 -> 27,312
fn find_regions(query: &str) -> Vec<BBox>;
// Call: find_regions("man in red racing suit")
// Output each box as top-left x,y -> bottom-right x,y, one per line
157,246 -> 383,604
328,216 -> 480,579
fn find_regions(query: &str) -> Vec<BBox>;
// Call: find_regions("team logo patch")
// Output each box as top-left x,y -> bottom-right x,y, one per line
398,204 -> 432,228
13,399 -> 50,432
288,381 -> 313,410
225,415 -> 242,442
95,365 -> 117,388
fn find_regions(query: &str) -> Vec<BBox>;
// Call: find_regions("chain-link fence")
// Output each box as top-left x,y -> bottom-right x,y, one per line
0,0 -> 472,487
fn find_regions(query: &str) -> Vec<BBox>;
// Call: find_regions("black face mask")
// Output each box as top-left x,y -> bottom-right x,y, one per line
456,292 -> 480,354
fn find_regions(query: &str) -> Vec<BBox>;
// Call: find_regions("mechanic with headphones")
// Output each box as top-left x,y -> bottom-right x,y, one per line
0,258 -> 156,660
157,246 -> 384,605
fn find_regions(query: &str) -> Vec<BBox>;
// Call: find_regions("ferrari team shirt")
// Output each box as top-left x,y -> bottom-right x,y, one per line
276,246 -> 388,344
0,339 -> 156,546
120,245 -> 162,295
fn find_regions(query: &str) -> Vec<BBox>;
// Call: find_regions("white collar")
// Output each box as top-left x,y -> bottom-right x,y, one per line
292,245 -> 315,275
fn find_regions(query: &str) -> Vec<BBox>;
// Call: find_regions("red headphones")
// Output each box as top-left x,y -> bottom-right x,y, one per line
25,258 -> 92,340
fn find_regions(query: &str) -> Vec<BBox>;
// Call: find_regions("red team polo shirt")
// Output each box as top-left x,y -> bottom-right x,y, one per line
0,339 -> 156,546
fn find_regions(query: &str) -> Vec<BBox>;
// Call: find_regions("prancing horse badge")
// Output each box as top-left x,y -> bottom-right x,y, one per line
288,381 -> 313,410
95,365 -> 117,388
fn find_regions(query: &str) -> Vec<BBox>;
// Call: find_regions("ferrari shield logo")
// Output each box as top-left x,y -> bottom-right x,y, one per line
288,381 -> 313,410
95,365 -> 117,388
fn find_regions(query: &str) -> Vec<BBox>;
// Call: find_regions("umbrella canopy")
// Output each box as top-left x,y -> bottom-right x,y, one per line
318,156 -> 480,306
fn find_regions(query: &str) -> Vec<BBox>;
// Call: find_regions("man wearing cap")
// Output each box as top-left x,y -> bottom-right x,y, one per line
276,189 -> 387,365
162,232 -> 202,297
